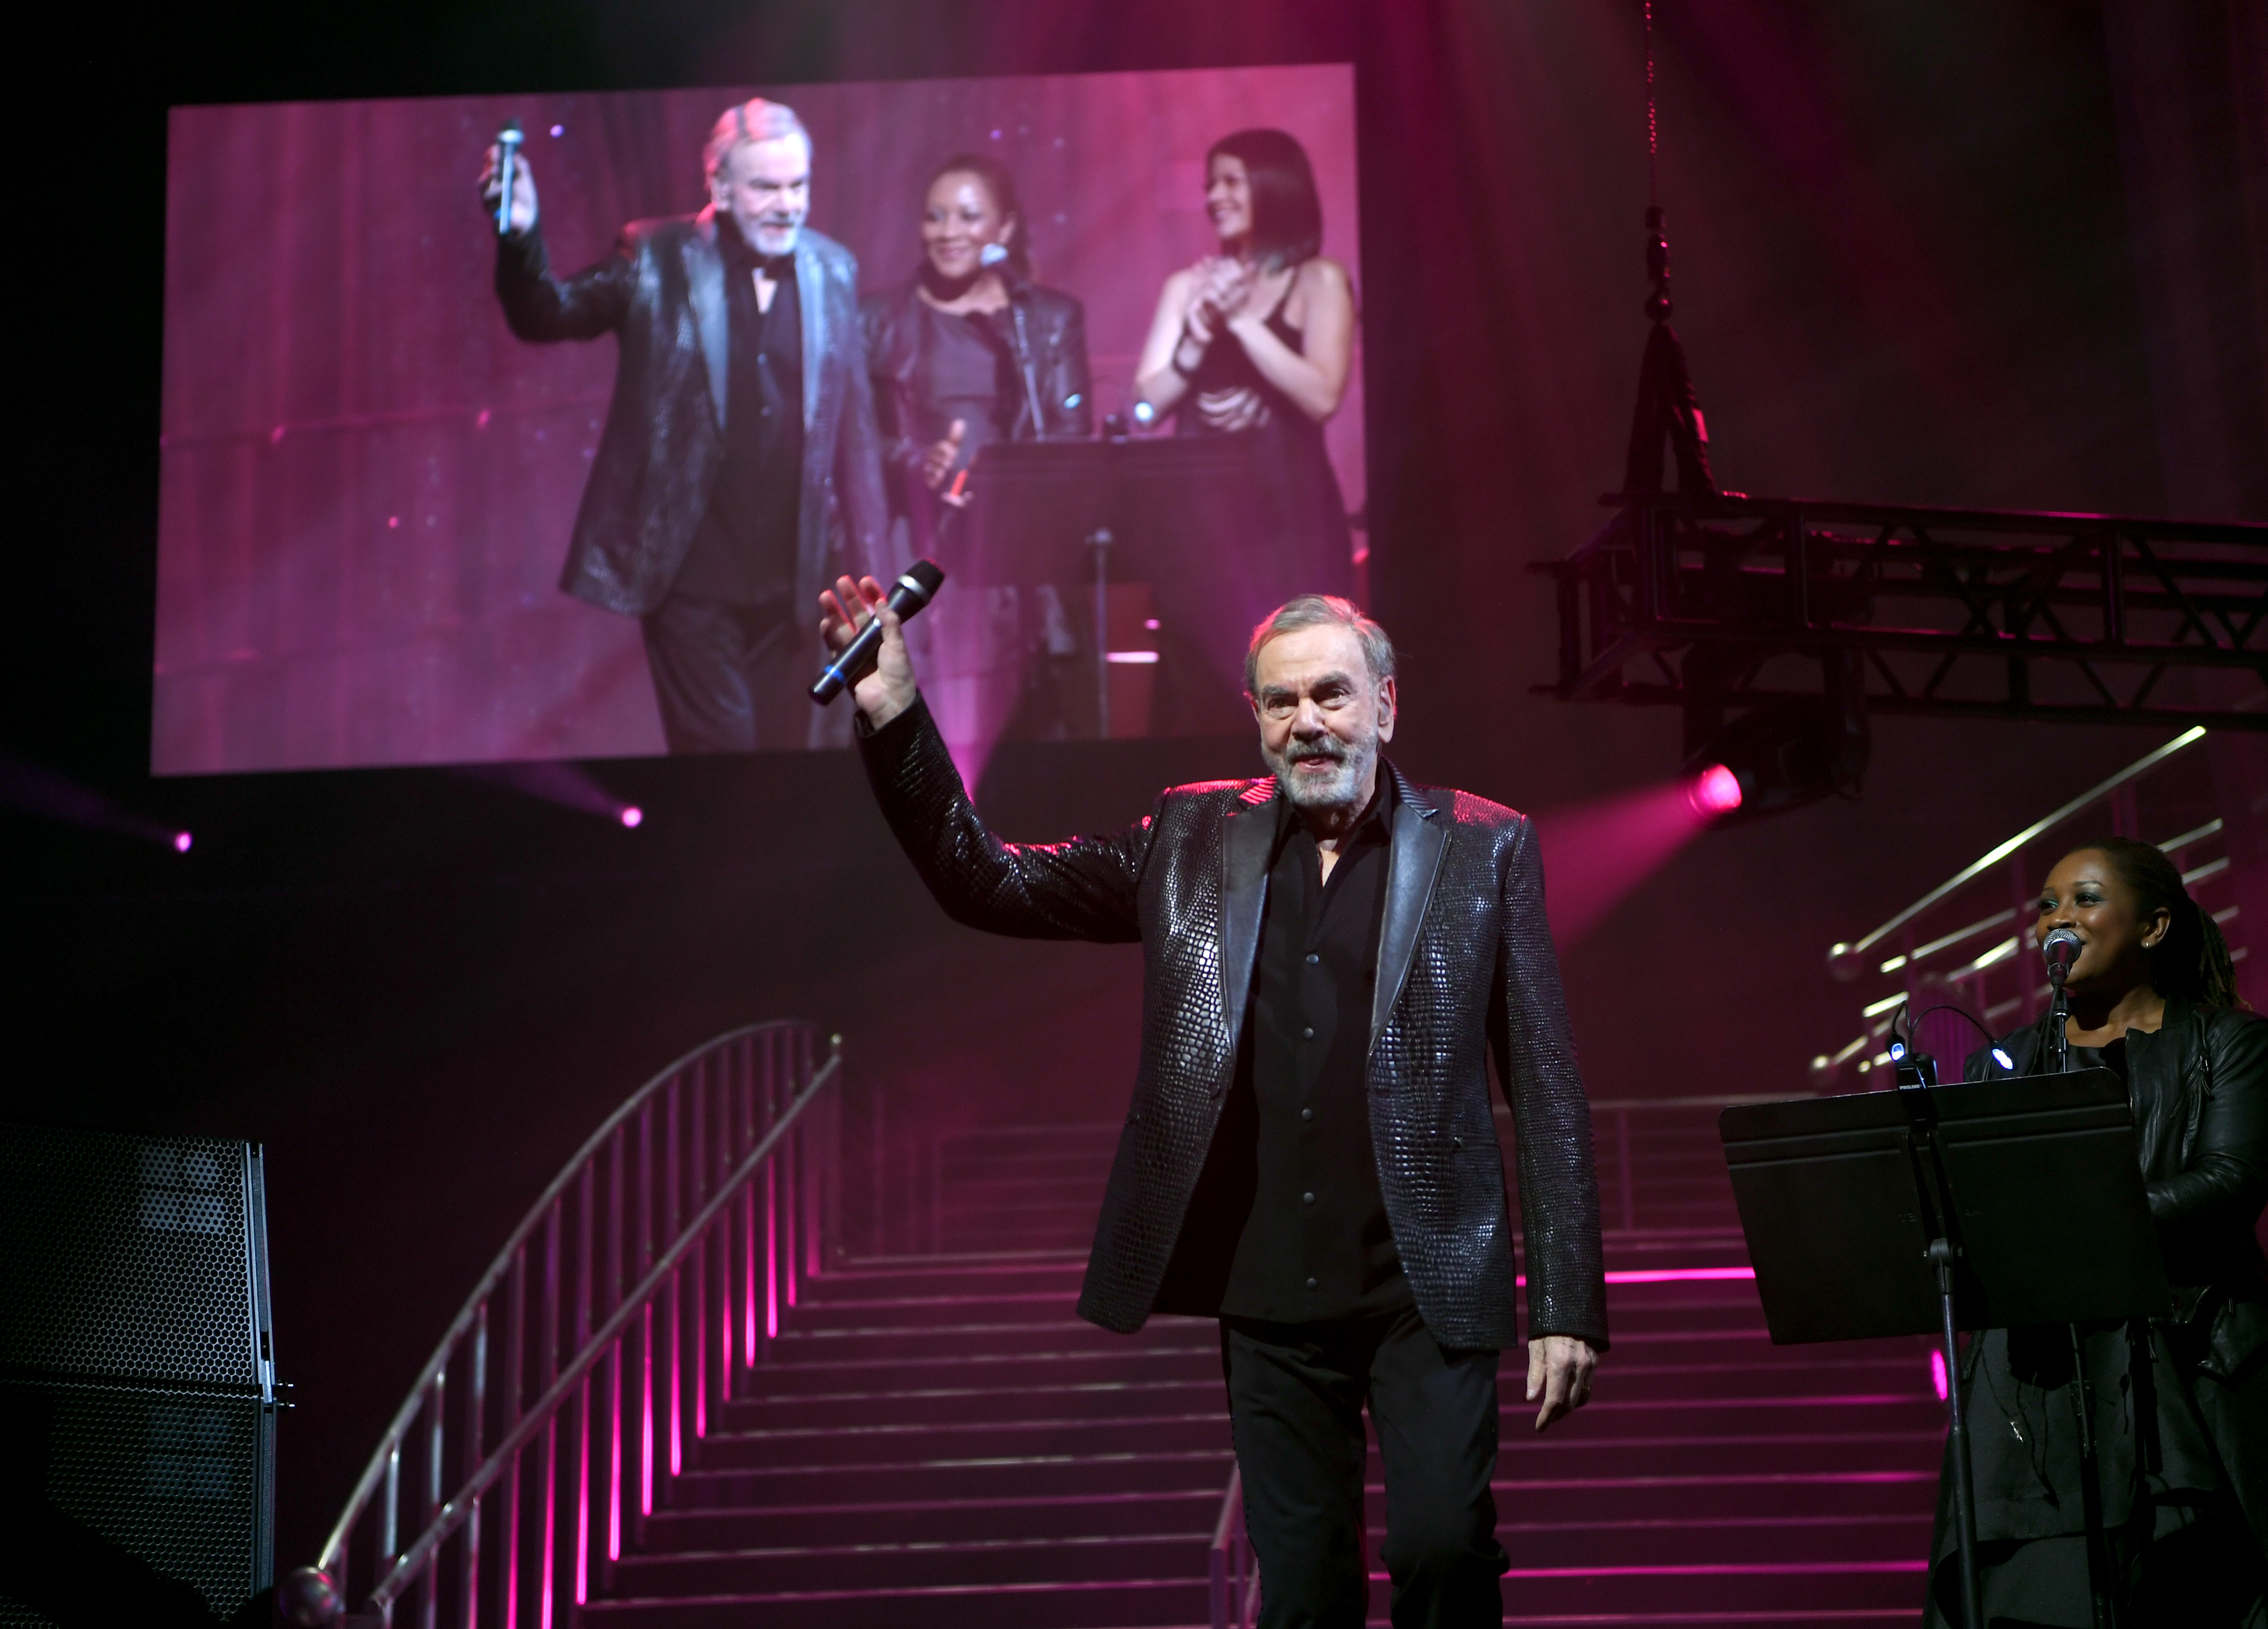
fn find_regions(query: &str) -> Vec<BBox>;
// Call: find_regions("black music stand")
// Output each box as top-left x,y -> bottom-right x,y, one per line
1720,1072 -> 2172,1629
963,438 -> 1256,735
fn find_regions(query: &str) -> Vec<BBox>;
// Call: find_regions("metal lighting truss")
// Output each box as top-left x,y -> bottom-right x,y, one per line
1534,493 -> 2268,729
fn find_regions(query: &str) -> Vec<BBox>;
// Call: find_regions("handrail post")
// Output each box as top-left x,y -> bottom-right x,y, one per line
465,1301 -> 487,1629
501,1247 -> 524,1629
420,1372 -> 444,1629
538,1200 -> 560,1629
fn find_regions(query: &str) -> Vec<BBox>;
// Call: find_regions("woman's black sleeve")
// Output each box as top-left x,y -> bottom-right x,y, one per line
2148,1013 -> 2268,1237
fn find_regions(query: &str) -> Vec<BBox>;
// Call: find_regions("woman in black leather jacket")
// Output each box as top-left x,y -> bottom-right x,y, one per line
1926,837 -> 2266,1627
860,153 -> 1092,565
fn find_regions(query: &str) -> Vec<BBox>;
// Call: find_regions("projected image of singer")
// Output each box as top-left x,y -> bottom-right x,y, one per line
479,99 -> 888,753
1135,130 -> 1355,613
820,580 -> 1607,1627
1928,840 -> 2266,1628
862,153 -> 1092,561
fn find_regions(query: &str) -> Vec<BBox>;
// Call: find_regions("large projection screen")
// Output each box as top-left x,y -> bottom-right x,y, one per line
155,66 -> 1365,773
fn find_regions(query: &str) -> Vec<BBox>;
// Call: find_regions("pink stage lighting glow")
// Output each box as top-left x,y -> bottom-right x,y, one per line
1531,777 -> 1728,945
1930,1349 -> 1949,1402
173,831 -> 194,853
618,806 -> 643,829
1687,763 -> 1744,816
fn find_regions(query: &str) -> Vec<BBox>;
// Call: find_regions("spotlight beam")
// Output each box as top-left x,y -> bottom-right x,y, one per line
0,754 -> 191,851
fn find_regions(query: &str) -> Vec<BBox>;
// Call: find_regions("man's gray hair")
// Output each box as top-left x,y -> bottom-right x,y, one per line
703,98 -> 810,180
1244,595 -> 1397,693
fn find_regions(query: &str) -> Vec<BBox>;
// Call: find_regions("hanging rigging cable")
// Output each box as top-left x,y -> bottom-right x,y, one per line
1622,0 -> 1718,496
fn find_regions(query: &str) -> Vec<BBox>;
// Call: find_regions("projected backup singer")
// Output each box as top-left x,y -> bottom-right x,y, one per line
478,97 -> 890,754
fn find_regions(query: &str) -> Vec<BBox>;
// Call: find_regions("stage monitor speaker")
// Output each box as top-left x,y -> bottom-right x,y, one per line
0,1124 -> 278,1628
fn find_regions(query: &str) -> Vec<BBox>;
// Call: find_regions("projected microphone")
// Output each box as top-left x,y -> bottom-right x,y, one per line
493,121 -> 524,235
811,560 -> 946,705
2041,926 -> 2082,987
984,243 -> 1048,435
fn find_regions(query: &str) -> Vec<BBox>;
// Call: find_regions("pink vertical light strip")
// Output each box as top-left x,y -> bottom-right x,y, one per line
742,1043 -> 758,1366
607,1342 -> 623,1561
638,1305 -> 653,1517
538,1418 -> 556,1629
573,1376 -> 590,1605
764,1150 -> 780,1340
693,1241 -> 708,1441
784,1126 -> 799,1311
1930,1349 -> 1949,1402
720,1220 -> 735,1384
668,1272 -> 683,1476
689,1063 -> 708,1442
502,1449 -> 521,1629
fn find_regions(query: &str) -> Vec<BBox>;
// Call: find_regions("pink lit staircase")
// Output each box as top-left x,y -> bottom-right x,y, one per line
578,1108 -> 1940,1627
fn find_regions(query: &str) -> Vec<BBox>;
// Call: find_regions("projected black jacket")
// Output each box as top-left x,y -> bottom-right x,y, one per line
494,210 -> 890,619
858,699 -> 1608,1352
860,277 -> 1095,489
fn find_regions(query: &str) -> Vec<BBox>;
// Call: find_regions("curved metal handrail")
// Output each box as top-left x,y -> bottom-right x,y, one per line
316,1019 -> 843,1624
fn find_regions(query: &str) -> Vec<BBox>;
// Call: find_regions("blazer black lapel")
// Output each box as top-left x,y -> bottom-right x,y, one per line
685,213 -> 729,431
1372,767 -> 1447,1050
1218,788 -> 1275,1072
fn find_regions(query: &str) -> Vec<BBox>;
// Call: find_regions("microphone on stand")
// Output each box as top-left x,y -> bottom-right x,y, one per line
985,243 -> 1050,438
810,560 -> 946,705
2040,926 -> 2081,1074
493,121 -> 524,235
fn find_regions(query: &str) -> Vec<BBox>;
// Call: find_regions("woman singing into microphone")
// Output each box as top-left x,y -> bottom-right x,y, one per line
1926,838 -> 2266,1627
862,153 -> 1092,563
1133,129 -> 1355,613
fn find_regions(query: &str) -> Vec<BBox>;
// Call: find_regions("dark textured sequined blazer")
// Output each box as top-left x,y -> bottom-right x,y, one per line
494,210 -> 890,620
861,699 -> 1608,1352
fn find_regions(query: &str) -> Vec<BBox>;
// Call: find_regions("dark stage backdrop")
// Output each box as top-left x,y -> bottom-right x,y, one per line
155,67 -> 1363,773
11,0 -> 2266,1581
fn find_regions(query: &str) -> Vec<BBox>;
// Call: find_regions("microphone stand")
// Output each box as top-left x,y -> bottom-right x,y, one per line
2045,951 -> 2117,1629
1004,280 -> 1048,442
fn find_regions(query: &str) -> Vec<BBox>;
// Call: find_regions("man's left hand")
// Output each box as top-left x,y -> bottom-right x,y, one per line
1524,1335 -> 1597,1432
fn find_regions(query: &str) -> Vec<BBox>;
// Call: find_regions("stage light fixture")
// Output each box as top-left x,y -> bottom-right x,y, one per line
1685,763 -> 1742,816
619,806 -> 644,829
1680,695 -> 1869,826
173,831 -> 193,853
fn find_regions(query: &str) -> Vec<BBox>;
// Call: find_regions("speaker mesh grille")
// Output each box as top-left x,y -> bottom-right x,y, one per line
0,1126 -> 256,1385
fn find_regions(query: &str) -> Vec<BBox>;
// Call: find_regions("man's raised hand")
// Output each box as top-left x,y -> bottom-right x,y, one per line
818,574 -> 919,730
477,145 -> 539,235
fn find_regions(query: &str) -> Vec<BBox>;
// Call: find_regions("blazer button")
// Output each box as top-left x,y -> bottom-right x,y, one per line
1301,1026 -> 1315,1040
1300,1108 -> 1314,1122
1305,1277 -> 1318,1290
1302,1191 -> 1315,1205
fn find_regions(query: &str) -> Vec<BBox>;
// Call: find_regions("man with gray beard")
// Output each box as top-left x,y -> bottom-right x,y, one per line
824,581 -> 1606,1628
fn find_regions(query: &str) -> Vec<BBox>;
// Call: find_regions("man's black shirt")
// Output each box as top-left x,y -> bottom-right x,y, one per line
674,223 -> 803,604
1156,774 -> 1414,1322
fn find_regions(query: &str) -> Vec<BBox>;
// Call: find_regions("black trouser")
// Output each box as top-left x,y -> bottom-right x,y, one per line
1222,1305 -> 1508,1629
640,591 -> 807,754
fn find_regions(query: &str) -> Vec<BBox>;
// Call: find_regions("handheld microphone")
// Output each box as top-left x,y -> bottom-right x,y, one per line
2041,926 -> 2082,986
494,121 -> 524,235
810,560 -> 946,705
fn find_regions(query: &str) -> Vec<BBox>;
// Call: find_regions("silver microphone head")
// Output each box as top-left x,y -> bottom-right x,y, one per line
2041,926 -> 2083,979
